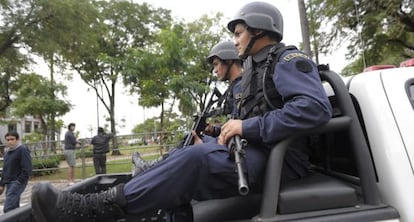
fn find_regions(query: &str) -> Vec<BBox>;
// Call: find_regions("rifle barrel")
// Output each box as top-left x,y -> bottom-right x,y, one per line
233,135 -> 249,195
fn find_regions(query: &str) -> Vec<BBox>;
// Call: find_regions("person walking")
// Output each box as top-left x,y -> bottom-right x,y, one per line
63,123 -> 78,185
91,127 -> 113,175
31,2 -> 332,221
0,131 -> 32,213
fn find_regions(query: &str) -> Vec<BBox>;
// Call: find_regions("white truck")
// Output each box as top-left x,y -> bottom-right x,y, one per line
1,59 -> 413,221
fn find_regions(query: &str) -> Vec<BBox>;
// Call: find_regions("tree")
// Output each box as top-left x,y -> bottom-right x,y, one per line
0,0 -> 99,143
132,114 -> 186,149
11,73 -> 71,152
0,48 -> 27,114
309,0 -> 414,75
126,13 -> 227,135
0,0 -> 38,112
128,24 -> 187,135
298,0 -> 312,58
169,14 -> 228,133
125,24 -> 188,150
67,0 -> 172,155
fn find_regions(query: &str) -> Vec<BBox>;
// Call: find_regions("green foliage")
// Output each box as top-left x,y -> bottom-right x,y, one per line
126,13 -> 228,133
32,155 -> 61,176
28,0 -> 98,60
76,148 -> 94,159
0,46 -> 28,113
131,114 -> 187,145
132,117 -> 160,134
0,0 -> 97,114
11,73 -> 71,119
308,0 -> 414,74
65,1 -> 173,145
1,0 -> 232,138
23,132 -> 44,144
177,13 -> 228,116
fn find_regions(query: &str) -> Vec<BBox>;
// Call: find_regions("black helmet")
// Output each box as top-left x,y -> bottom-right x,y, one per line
227,1 -> 283,41
207,41 -> 240,63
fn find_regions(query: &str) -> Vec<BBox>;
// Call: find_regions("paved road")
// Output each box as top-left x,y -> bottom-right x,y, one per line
0,179 -> 78,216
0,154 -> 132,215
0,151 -> 156,216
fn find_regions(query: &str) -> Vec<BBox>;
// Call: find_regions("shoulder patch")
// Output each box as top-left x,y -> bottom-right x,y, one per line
295,60 -> 313,73
283,53 -> 309,62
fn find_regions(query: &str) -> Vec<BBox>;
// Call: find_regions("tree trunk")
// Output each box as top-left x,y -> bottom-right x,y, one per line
298,0 -> 313,59
110,80 -> 121,155
49,55 -> 56,153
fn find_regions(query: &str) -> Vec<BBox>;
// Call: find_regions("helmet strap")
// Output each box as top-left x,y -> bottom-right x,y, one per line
223,60 -> 234,82
240,31 -> 266,59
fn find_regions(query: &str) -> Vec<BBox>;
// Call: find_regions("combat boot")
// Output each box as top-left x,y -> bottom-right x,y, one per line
131,151 -> 164,176
31,182 -> 127,222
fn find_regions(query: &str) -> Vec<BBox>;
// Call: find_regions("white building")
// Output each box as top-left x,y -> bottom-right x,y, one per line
0,116 -> 42,143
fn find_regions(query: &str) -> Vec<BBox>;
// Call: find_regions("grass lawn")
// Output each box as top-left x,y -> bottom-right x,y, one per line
31,153 -> 161,181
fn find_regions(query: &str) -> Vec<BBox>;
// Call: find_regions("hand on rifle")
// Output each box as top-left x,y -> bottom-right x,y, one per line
191,130 -> 204,145
220,119 -> 249,196
218,119 -> 243,145
203,124 -> 215,136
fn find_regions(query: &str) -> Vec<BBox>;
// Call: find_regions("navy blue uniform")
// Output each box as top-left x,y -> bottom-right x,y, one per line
123,44 -> 332,217
204,76 -> 242,139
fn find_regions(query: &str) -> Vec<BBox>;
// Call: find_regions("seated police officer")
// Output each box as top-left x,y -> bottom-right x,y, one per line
131,41 -> 243,175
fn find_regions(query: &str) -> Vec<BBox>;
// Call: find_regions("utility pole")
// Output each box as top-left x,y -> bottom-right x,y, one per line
298,0 -> 313,59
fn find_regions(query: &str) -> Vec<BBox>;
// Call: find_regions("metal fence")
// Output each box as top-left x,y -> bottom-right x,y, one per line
0,131 -> 182,179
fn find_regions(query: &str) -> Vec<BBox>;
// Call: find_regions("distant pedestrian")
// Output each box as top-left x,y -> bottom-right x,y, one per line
91,127 -> 113,174
64,123 -> 79,185
0,131 -> 32,213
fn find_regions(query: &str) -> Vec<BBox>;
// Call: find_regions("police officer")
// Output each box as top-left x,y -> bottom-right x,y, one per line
30,2 -> 332,222
221,1 -> 333,181
131,41 -> 244,174
204,41 -> 243,136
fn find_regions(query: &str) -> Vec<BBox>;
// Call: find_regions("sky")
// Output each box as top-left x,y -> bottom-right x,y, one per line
34,0 -> 347,139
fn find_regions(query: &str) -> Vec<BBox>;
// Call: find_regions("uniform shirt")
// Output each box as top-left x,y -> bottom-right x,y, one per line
224,76 -> 242,118
0,144 -> 32,185
241,44 -> 333,146
208,77 -> 242,138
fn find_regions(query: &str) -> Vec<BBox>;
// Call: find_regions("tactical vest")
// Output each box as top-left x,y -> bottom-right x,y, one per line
238,44 -> 297,119
209,76 -> 242,118
223,76 -> 242,117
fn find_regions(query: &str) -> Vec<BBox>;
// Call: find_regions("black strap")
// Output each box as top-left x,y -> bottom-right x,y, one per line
263,45 -> 298,109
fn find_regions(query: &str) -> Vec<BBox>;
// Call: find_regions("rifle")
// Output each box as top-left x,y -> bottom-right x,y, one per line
228,131 -> 249,195
182,87 -> 222,147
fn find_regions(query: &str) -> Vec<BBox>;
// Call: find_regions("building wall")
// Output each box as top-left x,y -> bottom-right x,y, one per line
0,117 -> 41,144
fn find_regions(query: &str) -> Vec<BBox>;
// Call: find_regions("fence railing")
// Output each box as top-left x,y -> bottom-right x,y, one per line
0,132 -> 182,179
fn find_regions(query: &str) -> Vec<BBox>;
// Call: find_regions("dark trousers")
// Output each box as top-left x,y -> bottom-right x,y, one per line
4,180 -> 27,213
123,142 -> 267,217
93,153 -> 107,174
